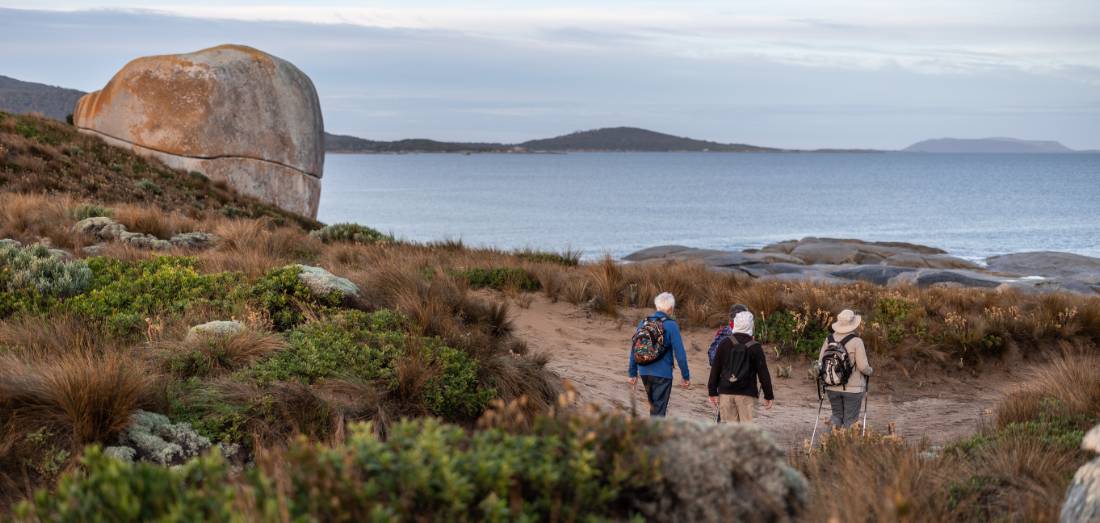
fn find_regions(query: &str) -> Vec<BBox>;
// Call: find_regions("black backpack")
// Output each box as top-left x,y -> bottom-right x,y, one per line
819,333 -> 857,388
721,337 -> 759,385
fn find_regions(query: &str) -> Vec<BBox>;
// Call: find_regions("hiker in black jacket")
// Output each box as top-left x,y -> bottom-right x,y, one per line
707,310 -> 774,422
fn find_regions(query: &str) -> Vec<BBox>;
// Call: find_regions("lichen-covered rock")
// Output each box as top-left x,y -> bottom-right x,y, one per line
1062,424 -> 1100,523
296,264 -> 360,299
111,410 -> 211,466
73,216 -> 125,241
170,231 -> 219,249
118,231 -> 171,250
186,320 -> 245,342
73,44 -> 324,218
635,419 -> 806,522
0,238 -> 22,249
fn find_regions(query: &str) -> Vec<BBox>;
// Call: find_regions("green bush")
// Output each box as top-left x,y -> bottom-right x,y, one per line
249,310 -> 404,385
67,256 -> 241,337
457,267 -> 541,292
309,223 -> 392,245
756,310 -> 828,358
14,447 -> 239,522
247,265 -> 342,331
70,203 -> 113,220
422,345 -> 494,419
135,179 -> 162,195
19,415 -> 660,522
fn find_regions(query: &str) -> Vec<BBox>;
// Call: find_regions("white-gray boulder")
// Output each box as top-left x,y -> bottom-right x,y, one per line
1061,424 -> 1100,523
296,264 -> 361,300
186,320 -> 246,343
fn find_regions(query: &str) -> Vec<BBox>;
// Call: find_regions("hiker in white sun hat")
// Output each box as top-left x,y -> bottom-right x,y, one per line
818,309 -> 873,430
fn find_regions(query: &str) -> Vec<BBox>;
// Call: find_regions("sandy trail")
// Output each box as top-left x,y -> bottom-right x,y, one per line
508,294 -> 1016,451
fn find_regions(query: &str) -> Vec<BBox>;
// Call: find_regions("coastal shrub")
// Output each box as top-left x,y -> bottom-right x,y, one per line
756,309 -> 829,358
457,267 -> 541,292
13,447 -> 238,522
309,222 -> 392,244
135,178 -> 162,195
69,203 -> 113,220
68,256 -> 241,337
249,311 -> 405,385
18,413 -> 660,522
247,265 -> 342,331
0,243 -> 91,316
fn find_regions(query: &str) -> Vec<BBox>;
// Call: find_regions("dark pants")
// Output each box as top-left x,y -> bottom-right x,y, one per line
827,390 -> 865,429
641,376 -> 673,417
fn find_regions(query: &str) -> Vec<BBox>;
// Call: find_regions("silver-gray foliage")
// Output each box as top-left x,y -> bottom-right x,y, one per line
113,410 -> 212,466
0,241 -> 91,298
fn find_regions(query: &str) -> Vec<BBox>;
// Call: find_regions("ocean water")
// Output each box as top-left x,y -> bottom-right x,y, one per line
318,152 -> 1100,261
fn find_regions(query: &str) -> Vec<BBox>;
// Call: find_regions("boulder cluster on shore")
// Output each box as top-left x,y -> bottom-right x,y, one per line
624,237 -> 1100,295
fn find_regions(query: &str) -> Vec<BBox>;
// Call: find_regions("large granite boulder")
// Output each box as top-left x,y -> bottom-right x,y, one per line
73,44 -> 324,218
1061,423 -> 1100,523
831,265 -> 915,285
636,419 -> 806,522
987,251 -> 1100,279
761,238 -> 961,267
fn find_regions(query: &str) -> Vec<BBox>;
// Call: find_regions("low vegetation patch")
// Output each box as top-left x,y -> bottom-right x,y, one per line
14,409 -> 660,522
456,266 -> 541,292
309,222 -> 392,244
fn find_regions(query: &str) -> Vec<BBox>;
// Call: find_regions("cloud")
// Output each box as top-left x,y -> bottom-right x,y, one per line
1,4 -> 1098,149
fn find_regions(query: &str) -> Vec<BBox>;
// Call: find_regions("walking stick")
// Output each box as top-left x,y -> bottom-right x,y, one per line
861,376 -> 871,436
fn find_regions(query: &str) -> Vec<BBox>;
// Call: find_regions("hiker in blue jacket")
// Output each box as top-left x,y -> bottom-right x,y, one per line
628,292 -> 691,417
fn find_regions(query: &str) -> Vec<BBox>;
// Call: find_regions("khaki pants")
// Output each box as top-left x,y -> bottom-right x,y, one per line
719,394 -> 755,423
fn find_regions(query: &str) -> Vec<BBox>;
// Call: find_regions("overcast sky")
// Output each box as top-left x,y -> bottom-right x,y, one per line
2,1 -> 1098,149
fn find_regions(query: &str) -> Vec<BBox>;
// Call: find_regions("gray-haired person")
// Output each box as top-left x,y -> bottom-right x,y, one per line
628,292 -> 691,417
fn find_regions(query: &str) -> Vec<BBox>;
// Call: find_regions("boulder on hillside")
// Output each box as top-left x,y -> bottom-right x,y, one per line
186,320 -> 245,342
637,419 -> 806,522
761,237 -> 950,266
1061,423 -> 1100,523
296,264 -> 361,300
73,44 -> 324,218
888,269 -> 1004,289
987,251 -> 1100,279
882,252 -> 978,270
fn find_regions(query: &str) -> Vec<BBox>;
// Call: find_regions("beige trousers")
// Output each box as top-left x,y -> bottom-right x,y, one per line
719,394 -> 755,423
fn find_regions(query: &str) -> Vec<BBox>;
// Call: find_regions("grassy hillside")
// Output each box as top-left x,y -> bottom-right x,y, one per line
0,113 -> 1096,520
0,112 -> 319,230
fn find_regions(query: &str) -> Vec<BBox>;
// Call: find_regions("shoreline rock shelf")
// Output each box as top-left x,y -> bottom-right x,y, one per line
623,238 -> 1100,295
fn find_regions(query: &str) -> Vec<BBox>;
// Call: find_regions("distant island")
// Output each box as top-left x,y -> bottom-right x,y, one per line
324,127 -> 786,154
903,137 -> 1077,153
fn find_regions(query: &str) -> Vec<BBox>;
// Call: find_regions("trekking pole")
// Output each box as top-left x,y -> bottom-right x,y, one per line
809,379 -> 824,449
861,376 -> 870,436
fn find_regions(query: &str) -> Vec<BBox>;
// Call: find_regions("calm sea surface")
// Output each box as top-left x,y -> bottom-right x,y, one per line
318,153 -> 1100,261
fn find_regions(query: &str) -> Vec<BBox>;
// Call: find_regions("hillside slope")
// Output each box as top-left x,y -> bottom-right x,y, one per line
0,75 -> 85,121
325,132 -> 507,153
0,111 -> 319,228
520,126 -> 779,152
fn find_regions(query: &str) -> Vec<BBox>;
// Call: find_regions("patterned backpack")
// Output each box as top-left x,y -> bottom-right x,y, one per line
631,316 -> 668,366
819,333 -> 857,388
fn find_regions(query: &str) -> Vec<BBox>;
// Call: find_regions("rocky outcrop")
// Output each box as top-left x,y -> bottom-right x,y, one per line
636,419 -> 806,522
1061,423 -> 1100,523
988,251 -> 1100,279
622,238 -> 1100,294
296,264 -> 361,300
73,217 -> 218,251
73,44 -> 324,218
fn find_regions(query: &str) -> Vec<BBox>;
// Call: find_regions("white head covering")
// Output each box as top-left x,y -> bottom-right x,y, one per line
832,309 -> 862,334
732,311 -> 754,336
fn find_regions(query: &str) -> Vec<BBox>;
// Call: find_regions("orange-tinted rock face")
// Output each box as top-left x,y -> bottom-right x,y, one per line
74,44 -> 324,218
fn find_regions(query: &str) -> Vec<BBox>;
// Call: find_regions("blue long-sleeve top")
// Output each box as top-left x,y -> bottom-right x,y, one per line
628,311 -> 690,380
